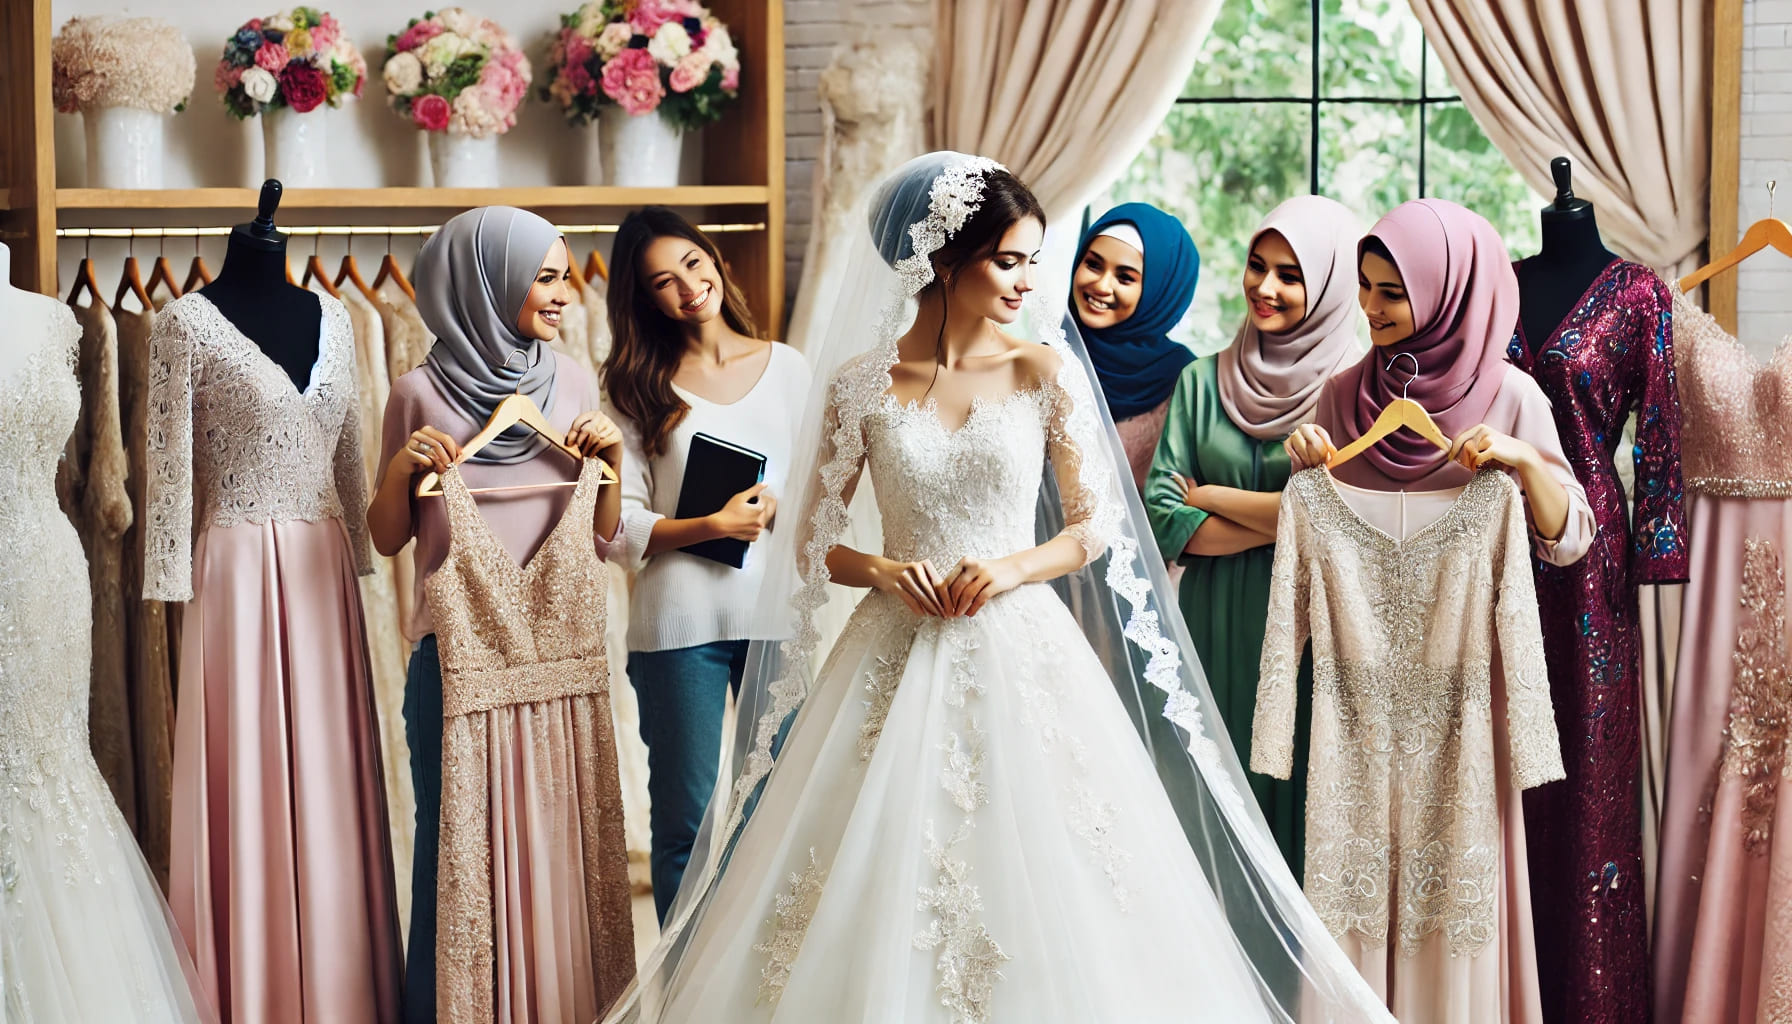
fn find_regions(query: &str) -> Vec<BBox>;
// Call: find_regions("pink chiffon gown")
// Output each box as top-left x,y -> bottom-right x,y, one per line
144,292 -> 403,1023
1653,291 -> 1792,1024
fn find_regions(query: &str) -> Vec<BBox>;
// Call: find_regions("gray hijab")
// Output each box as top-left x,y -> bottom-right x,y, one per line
416,206 -> 564,464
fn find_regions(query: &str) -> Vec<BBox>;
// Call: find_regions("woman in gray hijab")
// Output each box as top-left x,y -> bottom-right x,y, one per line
365,206 -> 628,1023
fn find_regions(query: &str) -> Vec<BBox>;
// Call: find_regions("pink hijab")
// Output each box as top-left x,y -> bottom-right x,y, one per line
1318,198 -> 1518,483
1216,195 -> 1364,440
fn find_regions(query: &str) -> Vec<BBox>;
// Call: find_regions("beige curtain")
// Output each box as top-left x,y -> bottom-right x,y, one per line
931,0 -> 1222,224
1406,0 -> 1709,275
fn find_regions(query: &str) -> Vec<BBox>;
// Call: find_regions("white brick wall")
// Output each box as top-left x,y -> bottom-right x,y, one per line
1738,0 -> 1792,354
783,0 -> 933,313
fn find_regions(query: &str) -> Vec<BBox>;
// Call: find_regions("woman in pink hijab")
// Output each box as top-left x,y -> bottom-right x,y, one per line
1285,198 -> 1593,566
1278,197 -> 1592,1023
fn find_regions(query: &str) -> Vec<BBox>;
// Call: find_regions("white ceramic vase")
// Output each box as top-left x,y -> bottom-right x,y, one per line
262,106 -> 331,188
599,107 -> 683,187
429,132 -> 500,189
84,107 -> 167,189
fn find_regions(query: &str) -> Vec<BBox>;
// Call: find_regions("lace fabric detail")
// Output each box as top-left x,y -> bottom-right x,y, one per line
142,293 -> 373,601
1,314 -> 156,1016
1717,537 -> 1792,856
427,460 -> 634,1019
1254,468 -> 1562,958
858,647 -> 912,760
1670,285 -> 1792,487
914,621 -> 1008,1024
751,849 -> 827,1006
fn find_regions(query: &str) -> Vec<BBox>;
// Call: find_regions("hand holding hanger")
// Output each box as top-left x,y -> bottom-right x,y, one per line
1445,423 -> 1540,474
564,409 -> 625,469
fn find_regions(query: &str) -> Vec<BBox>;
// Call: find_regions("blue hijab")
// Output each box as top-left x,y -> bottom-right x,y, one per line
1072,203 -> 1200,421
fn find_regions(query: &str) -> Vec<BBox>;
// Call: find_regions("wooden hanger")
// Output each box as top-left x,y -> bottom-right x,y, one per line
416,353 -> 618,496
372,236 -> 416,303
1680,181 -> 1792,294
334,245 -> 379,305
302,240 -> 341,299
1324,352 -> 1451,469
114,254 -> 152,311
66,251 -> 104,308
146,254 -> 183,303
182,254 -> 214,293
566,247 -> 587,291
585,248 -> 607,283
285,259 -> 297,286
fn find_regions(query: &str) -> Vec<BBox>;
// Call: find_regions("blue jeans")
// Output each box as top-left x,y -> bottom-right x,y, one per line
629,639 -> 748,922
401,635 -> 443,1024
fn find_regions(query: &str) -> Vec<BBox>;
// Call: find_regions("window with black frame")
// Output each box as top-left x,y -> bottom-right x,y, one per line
1093,0 -> 1541,353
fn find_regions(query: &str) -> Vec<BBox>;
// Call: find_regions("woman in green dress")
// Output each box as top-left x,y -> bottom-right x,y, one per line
1144,195 -> 1363,875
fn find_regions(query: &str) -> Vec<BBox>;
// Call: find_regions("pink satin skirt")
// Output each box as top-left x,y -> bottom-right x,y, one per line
169,518 -> 403,1023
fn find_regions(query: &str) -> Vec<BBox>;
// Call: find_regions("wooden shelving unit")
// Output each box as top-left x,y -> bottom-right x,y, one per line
2,0 -> 786,328
55,185 -> 774,212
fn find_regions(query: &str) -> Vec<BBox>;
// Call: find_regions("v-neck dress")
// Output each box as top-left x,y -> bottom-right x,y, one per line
1506,258 -> 1685,1024
427,459 -> 634,1022
144,292 -> 403,1024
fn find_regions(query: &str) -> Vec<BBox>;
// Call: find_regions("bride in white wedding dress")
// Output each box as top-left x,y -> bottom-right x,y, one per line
601,154 -> 1391,1023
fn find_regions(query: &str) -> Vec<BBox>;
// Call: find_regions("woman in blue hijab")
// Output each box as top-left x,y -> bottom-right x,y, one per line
1070,202 -> 1201,488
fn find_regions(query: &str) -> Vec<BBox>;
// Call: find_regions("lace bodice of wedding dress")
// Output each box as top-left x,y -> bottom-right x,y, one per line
144,292 -> 372,601
863,383 -> 1102,571
1,304 -> 208,1023
1,311 -> 87,771
1671,288 -> 1792,494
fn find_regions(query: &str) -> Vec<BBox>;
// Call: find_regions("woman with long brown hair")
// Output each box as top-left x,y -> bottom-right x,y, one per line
601,206 -> 811,922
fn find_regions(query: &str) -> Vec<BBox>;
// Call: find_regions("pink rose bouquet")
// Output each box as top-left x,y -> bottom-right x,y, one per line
382,8 -> 532,136
541,0 -> 740,129
216,8 -> 365,120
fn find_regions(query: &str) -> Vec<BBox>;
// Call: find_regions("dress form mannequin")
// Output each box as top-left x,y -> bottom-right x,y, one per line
0,241 -> 66,382
1516,158 -> 1619,349
197,179 -> 322,390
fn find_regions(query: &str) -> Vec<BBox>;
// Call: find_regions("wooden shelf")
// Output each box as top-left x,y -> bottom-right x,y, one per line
0,188 -> 10,210
57,185 -> 772,212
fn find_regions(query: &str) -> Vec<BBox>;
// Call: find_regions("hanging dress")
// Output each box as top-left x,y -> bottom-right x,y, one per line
428,459 -> 635,1022
1653,289 -> 1792,1024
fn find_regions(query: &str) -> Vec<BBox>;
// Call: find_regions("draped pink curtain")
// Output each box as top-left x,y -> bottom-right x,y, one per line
1405,0 -> 1709,275
930,0 -> 1222,224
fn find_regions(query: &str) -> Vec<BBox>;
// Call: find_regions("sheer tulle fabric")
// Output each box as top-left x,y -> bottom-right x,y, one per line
601,152 -> 1392,1023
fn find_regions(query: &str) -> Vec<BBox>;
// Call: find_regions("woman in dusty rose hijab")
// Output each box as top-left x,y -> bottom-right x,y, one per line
1284,197 -> 1592,563
1143,194 -> 1364,874
1277,197 -> 1591,1023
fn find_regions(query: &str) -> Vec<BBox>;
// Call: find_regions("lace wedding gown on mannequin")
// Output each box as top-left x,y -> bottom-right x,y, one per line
0,303 -> 209,1022
604,154 -> 1390,1024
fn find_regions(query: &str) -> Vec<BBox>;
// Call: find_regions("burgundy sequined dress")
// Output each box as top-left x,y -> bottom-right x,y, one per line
1506,259 -> 1686,1024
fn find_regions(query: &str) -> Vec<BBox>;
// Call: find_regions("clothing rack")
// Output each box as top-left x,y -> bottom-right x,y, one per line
54,221 -> 768,240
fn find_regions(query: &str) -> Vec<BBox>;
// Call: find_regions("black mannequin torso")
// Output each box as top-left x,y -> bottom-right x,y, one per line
1515,158 -> 1619,351
197,180 -> 323,391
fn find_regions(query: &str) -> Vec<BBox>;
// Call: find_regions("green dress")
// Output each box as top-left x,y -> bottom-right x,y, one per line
1144,356 -> 1310,877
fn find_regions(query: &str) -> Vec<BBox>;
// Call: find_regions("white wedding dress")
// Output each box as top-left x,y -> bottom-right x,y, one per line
0,308 -> 209,1022
640,374 -> 1274,1022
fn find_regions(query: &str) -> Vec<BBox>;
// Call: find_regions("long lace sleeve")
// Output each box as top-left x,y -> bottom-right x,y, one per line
1143,365 -> 1208,564
1251,481 -> 1309,780
143,308 -> 196,601
1042,353 -> 1123,568
1493,476 -> 1565,790
333,397 -> 374,577
1628,274 -> 1689,584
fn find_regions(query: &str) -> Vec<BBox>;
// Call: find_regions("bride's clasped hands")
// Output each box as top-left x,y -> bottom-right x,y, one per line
866,553 -> 1027,617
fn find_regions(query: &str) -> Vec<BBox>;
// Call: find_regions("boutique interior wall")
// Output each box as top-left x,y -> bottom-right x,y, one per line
1737,0 -> 1792,354
44,0 -> 932,321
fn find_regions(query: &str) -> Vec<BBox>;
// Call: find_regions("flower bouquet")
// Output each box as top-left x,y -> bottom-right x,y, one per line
541,0 -> 741,186
52,16 -> 196,189
382,8 -> 532,187
216,9 -> 366,187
